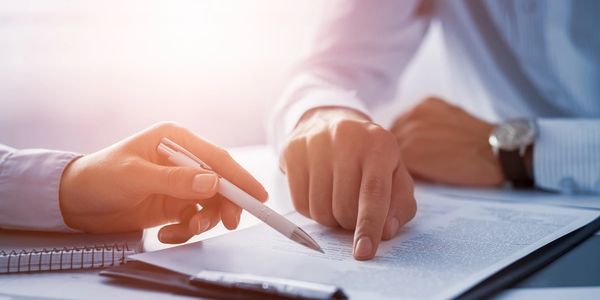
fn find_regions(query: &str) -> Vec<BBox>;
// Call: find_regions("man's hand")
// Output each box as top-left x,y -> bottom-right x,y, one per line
281,107 -> 416,260
59,122 -> 268,243
391,97 -> 503,186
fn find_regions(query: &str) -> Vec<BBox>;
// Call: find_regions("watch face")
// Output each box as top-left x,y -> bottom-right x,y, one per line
489,119 -> 536,151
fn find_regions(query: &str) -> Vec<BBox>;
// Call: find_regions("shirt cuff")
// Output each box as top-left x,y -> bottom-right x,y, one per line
0,149 -> 83,232
533,119 -> 600,194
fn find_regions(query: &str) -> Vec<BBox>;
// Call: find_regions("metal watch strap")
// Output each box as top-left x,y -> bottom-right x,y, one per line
498,149 -> 534,188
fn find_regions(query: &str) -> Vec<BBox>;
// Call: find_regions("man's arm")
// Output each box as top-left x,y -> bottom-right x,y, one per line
272,0 -> 432,260
0,144 -> 81,231
391,99 -> 600,194
534,119 -> 600,194
270,0 -> 432,151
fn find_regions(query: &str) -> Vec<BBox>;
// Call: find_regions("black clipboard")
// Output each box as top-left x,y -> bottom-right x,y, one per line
102,216 -> 600,300
100,260 -> 348,300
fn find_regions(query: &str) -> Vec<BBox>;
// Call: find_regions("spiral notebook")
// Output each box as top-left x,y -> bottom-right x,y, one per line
0,229 -> 143,274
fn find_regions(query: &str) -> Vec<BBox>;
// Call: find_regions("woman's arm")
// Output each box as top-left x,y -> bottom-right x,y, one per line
1,122 -> 268,244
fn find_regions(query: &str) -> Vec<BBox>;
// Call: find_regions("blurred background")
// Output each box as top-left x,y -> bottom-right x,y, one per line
0,0 -> 449,153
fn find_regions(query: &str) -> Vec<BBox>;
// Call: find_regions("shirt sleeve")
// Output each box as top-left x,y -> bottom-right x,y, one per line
0,144 -> 82,231
533,119 -> 600,194
268,0 -> 432,152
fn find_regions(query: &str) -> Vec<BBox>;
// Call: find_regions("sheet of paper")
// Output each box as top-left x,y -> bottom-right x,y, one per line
132,193 -> 599,300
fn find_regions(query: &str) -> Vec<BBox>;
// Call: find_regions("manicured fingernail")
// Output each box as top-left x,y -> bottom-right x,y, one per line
192,173 -> 217,193
386,218 -> 400,237
354,237 -> 373,260
197,218 -> 211,234
235,214 -> 240,227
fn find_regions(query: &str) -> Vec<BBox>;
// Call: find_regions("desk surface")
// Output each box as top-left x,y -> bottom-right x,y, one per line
1,145 -> 598,300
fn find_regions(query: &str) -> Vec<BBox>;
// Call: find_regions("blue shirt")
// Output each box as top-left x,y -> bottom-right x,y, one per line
271,0 -> 600,193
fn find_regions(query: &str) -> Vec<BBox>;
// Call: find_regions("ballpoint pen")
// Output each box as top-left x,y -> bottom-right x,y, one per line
157,137 -> 324,253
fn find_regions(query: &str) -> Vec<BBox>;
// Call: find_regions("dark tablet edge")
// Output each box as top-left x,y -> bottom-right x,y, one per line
457,216 -> 600,300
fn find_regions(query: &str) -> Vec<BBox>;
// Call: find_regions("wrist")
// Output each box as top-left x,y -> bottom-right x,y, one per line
59,156 -> 85,229
524,144 -> 534,178
489,119 -> 536,188
297,106 -> 371,129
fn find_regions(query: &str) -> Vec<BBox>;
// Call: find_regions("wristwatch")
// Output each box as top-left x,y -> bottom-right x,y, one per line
488,119 -> 536,188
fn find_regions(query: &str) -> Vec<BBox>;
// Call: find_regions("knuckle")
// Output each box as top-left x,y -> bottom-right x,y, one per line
367,124 -> 387,137
330,118 -> 360,137
155,121 -> 184,132
407,119 -> 426,132
118,158 -> 142,173
361,176 -> 387,199
332,208 -> 357,230
165,168 -> 181,190
283,136 -> 302,151
367,130 -> 399,160
423,96 -> 442,105
282,138 -> 304,162
409,97 -> 441,117
306,130 -> 330,150
370,126 -> 396,144
215,147 -> 232,160
308,192 -> 337,226
311,210 -> 337,227
291,198 -> 309,217
356,215 -> 377,231
403,197 -> 418,223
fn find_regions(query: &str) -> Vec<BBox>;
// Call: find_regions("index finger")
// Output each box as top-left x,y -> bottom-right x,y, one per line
160,123 -> 269,202
353,156 -> 395,260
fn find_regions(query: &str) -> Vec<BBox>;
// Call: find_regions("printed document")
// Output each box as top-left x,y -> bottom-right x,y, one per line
132,193 -> 599,300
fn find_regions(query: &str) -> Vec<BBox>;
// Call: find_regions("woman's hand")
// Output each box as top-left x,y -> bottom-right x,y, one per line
58,122 -> 268,243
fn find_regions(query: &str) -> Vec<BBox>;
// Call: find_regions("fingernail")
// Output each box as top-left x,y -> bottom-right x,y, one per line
354,237 -> 373,260
386,218 -> 400,237
192,173 -> 218,193
235,214 -> 241,227
197,218 -> 211,234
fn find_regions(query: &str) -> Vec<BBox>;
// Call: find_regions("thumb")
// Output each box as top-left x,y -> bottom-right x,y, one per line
137,162 -> 220,200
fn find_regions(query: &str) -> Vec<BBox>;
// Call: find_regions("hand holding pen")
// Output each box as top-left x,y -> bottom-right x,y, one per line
158,138 -> 323,252
59,122 -> 269,242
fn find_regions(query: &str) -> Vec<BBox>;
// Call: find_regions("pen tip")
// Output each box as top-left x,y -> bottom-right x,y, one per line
292,228 -> 325,254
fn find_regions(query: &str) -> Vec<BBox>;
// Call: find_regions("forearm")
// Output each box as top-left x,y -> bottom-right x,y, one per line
0,144 -> 81,231
533,119 -> 600,194
269,0 -> 430,152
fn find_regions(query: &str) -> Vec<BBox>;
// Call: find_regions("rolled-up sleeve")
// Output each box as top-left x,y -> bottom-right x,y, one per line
534,119 -> 600,194
0,144 -> 82,231
268,0 -> 431,152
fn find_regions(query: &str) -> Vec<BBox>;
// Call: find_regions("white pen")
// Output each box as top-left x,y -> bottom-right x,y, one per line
157,138 -> 324,253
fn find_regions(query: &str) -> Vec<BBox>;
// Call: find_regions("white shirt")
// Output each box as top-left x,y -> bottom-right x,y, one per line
270,0 -> 600,194
0,144 -> 79,231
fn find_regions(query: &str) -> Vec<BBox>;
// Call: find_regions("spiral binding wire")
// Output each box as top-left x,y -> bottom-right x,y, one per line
0,243 -> 134,274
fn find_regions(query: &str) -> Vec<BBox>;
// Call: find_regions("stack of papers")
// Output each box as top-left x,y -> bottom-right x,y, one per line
132,192 -> 599,299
